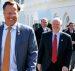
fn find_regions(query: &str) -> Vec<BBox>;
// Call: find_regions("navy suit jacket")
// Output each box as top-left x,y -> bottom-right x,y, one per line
0,22 -> 38,71
38,31 -> 72,71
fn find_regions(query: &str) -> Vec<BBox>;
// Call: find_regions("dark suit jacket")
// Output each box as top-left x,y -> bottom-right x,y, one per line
65,29 -> 75,51
0,22 -> 38,71
38,31 -> 72,71
35,27 -> 50,48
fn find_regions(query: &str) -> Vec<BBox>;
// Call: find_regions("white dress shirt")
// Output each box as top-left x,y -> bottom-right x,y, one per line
43,27 -> 48,32
1,23 -> 17,71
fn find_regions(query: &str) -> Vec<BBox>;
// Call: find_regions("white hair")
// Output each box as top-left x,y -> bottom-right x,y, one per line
52,17 -> 62,25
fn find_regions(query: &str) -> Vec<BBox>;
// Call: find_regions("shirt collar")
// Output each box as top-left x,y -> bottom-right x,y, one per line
4,22 -> 17,30
53,31 -> 60,36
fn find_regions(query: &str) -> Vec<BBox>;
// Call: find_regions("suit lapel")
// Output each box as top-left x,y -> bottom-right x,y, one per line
41,27 -> 44,32
58,33 -> 64,56
0,24 -> 4,70
48,32 -> 52,58
15,24 -> 22,70
0,25 -> 4,48
42,31 -> 52,70
15,24 -> 21,51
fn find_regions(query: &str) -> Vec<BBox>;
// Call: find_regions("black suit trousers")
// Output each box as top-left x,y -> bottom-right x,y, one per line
46,62 -> 61,71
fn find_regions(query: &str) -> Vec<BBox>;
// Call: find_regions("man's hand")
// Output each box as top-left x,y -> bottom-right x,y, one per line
37,64 -> 42,71
62,66 -> 68,71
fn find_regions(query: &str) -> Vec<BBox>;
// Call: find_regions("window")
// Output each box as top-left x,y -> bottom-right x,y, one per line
63,13 -> 70,29
54,13 -> 59,18
14,0 -> 19,3
14,0 -> 24,4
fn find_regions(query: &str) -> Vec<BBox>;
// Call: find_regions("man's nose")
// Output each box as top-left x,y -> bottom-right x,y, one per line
9,13 -> 16,17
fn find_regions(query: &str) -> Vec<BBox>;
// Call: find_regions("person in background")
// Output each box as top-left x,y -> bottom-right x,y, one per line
62,24 -> 69,32
65,22 -> 75,71
0,1 -> 38,71
37,17 -> 72,71
74,24 -> 75,30
35,18 -> 51,48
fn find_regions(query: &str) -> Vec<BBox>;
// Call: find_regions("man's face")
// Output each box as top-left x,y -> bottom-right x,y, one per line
3,4 -> 18,26
69,24 -> 74,30
52,20 -> 61,33
41,19 -> 48,28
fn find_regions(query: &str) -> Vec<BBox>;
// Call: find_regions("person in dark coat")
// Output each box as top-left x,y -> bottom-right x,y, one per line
37,17 -> 72,71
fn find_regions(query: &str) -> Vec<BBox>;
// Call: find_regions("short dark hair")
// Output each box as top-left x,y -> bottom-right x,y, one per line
69,22 -> 74,25
3,1 -> 20,11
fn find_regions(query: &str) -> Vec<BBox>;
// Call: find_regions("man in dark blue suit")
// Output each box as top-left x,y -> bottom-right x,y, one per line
37,17 -> 72,71
0,1 -> 38,71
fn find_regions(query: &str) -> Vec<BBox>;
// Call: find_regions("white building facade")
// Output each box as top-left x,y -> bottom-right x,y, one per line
24,0 -> 75,29
0,0 -> 75,29
0,0 -> 7,21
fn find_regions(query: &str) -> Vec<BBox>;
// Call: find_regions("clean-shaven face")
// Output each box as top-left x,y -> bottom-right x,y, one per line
52,20 -> 61,33
3,4 -> 18,26
41,19 -> 48,28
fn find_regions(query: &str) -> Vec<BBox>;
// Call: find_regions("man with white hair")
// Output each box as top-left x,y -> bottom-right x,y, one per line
37,17 -> 72,71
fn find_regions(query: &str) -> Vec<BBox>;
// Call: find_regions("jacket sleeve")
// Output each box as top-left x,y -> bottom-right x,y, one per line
26,28 -> 38,71
63,35 -> 72,68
